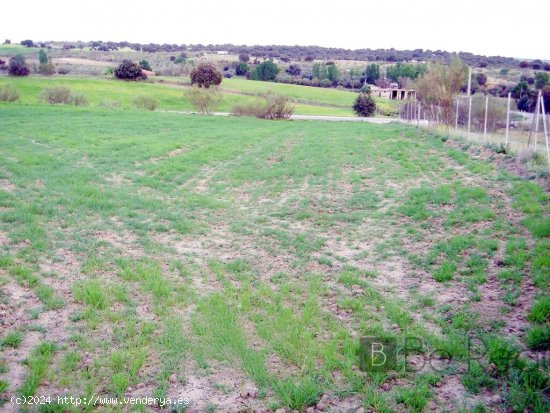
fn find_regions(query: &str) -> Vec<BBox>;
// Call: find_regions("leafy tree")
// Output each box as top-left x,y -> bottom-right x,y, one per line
39,49 -> 48,64
535,72 -> 549,89
20,39 -> 34,48
312,62 -> 328,80
353,92 -> 376,117
286,64 -> 301,76
387,63 -> 426,82
512,81 -> 530,100
364,64 -> 380,84
8,54 -> 29,76
519,61 -> 529,68
327,64 -> 339,82
3,39 -> 10,44
532,59 -> 542,70
139,60 -> 152,71
416,57 -> 467,124
236,62 -> 249,76
114,60 -> 146,80
190,63 -> 222,88
239,53 -> 250,62
252,60 -> 279,81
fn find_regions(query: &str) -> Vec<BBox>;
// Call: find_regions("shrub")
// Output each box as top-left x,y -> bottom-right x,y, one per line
132,95 -> 158,111
70,93 -> 88,107
4,39 -> 11,44
232,91 -> 294,120
476,73 -> 487,86
519,61 -> 529,68
353,92 -> 376,117
20,39 -> 34,48
38,63 -> 56,75
190,64 -> 222,88
42,87 -> 88,106
114,60 -> 146,81
187,87 -> 222,114
286,64 -> 301,76
252,60 -> 279,81
0,84 -> 20,102
42,87 -> 71,104
139,59 -> 151,71
8,55 -> 29,76
0,59 -> 6,70
57,67 -> 70,75
238,52 -> 250,62
236,62 -> 249,76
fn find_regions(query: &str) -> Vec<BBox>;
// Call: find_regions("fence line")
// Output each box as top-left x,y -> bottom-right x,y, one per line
399,94 -> 550,169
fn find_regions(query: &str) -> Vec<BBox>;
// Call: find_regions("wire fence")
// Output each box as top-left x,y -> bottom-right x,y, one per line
399,93 -> 550,168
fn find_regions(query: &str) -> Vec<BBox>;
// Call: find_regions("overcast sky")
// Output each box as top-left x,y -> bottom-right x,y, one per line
3,0 -> 548,59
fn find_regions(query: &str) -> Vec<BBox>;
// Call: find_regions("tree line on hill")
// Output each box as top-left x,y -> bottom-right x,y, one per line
6,39 -> 548,68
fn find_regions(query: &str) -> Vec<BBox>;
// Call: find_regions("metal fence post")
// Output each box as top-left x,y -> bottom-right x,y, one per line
505,92 -> 511,146
455,98 -> 459,132
483,95 -> 489,141
540,94 -> 550,169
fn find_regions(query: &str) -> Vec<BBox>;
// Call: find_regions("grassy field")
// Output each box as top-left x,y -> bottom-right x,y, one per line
0,104 -> 548,412
0,76 -> 366,116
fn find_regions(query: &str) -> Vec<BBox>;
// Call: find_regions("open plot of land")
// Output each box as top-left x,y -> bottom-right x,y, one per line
0,104 -> 548,412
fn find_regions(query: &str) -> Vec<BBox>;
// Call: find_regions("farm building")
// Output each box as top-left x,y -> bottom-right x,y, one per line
370,85 -> 416,101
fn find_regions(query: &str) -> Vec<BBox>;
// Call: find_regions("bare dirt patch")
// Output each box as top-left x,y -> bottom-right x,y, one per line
52,58 -> 112,67
0,179 -> 16,192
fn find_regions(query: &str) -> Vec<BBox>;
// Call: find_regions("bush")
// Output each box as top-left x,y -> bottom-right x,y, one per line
57,67 -> 70,75
139,60 -> 151,71
41,87 -> 88,106
0,84 -> 20,102
476,73 -> 488,86
353,92 -> 376,117
236,62 -> 249,76
38,63 -> 56,75
114,60 -> 146,81
239,52 -> 250,62
232,91 -> 294,120
132,95 -> 158,111
42,87 -> 71,104
190,63 -> 222,88
252,60 -> 279,81
70,93 -> 88,107
20,39 -> 34,48
187,87 -> 222,114
8,55 -> 29,76
286,64 -> 301,76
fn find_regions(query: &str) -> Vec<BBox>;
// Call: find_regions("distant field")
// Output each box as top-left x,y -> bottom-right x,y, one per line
0,45 -> 38,56
0,76 -> 361,116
